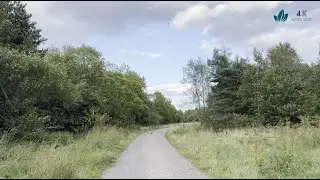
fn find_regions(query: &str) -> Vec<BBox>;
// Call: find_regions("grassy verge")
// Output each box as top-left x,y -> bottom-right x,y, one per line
0,125 -> 159,178
166,123 -> 320,178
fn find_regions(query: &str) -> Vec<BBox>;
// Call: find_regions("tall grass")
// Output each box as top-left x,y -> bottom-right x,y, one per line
166,123 -> 320,178
0,126 -> 148,178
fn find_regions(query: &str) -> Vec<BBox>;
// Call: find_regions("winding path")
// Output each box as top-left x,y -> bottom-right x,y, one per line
102,128 -> 209,179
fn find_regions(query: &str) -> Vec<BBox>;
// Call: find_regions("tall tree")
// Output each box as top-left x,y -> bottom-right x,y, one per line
0,1 -> 47,53
182,57 -> 210,110
205,48 -> 249,129
207,48 -> 248,114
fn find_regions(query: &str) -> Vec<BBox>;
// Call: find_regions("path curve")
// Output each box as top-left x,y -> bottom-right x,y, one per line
102,128 -> 209,179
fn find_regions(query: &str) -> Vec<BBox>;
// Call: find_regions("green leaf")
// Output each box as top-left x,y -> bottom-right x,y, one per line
283,13 -> 288,21
278,9 -> 284,22
274,15 -> 278,22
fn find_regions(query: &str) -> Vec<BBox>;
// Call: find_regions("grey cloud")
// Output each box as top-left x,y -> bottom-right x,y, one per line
25,1 -> 198,47
25,1 -> 320,62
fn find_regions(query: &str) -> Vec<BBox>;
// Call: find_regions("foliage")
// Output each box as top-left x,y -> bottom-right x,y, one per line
0,1 -> 47,54
150,92 -> 182,125
183,109 -> 201,122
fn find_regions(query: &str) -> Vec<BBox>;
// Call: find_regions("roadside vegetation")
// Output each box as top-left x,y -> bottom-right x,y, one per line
0,1 -> 182,178
167,123 -> 320,178
0,126 -> 142,178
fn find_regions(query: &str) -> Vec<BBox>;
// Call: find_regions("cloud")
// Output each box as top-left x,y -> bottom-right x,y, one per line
147,83 -> 193,110
171,1 -> 292,30
24,1 -> 91,48
120,49 -> 161,60
171,1 -> 320,62
24,1 -> 196,48
248,27 -> 320,62
167,45 -> 174,49
147,83 -> 191,95
200,40 -> 215,51
25,2 -> 320,49
25,1 -> 320,63
170,3 -> 211,29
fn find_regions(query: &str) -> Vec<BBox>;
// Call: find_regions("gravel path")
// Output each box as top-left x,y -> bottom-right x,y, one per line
102,128 -> 209,179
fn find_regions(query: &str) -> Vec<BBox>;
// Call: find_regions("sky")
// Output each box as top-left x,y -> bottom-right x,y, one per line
24,1 -> 320,110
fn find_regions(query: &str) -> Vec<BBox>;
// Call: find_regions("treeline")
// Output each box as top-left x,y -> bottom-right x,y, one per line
183,43 -> 320,130
0,1 -> 182,140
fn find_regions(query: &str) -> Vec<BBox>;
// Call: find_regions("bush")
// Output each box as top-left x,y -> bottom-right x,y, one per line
0,47 -> 76,137
232,114 -> 260,128
300,116 -> 320,128
0,47 -> 101,137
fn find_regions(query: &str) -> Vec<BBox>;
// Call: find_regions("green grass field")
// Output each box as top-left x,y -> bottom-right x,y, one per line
166,123 -> 320,178
0,126 -> 157,178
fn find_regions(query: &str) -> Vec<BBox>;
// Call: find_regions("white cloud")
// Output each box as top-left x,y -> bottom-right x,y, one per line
147,83 -> 191,95
248,27 -> 320,62
170,3 -> 211,29
200,40 -> 215,51
170,1 -> 292,30
147,83 -> 193,110
120,49 -> 161,60
210,1 -> 292,16
174,1 -> 320,63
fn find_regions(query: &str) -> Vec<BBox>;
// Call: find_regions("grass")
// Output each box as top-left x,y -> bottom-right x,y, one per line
166,123 -> 320,178
0,125 -> 159,178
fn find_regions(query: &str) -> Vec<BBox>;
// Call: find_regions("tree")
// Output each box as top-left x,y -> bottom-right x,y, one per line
207,48 -> 248,114
0,1 -> 47,53
205,48 -> 249,129
238,48 -> 266,117
182,57 -> 210,112
0,46 -> 78,137
255,43 -> 316,125
238,43 -> 317,126
151,91 -> 182,124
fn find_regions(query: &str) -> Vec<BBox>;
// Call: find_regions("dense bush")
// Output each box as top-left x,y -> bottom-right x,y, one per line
183,109 -> 201,123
